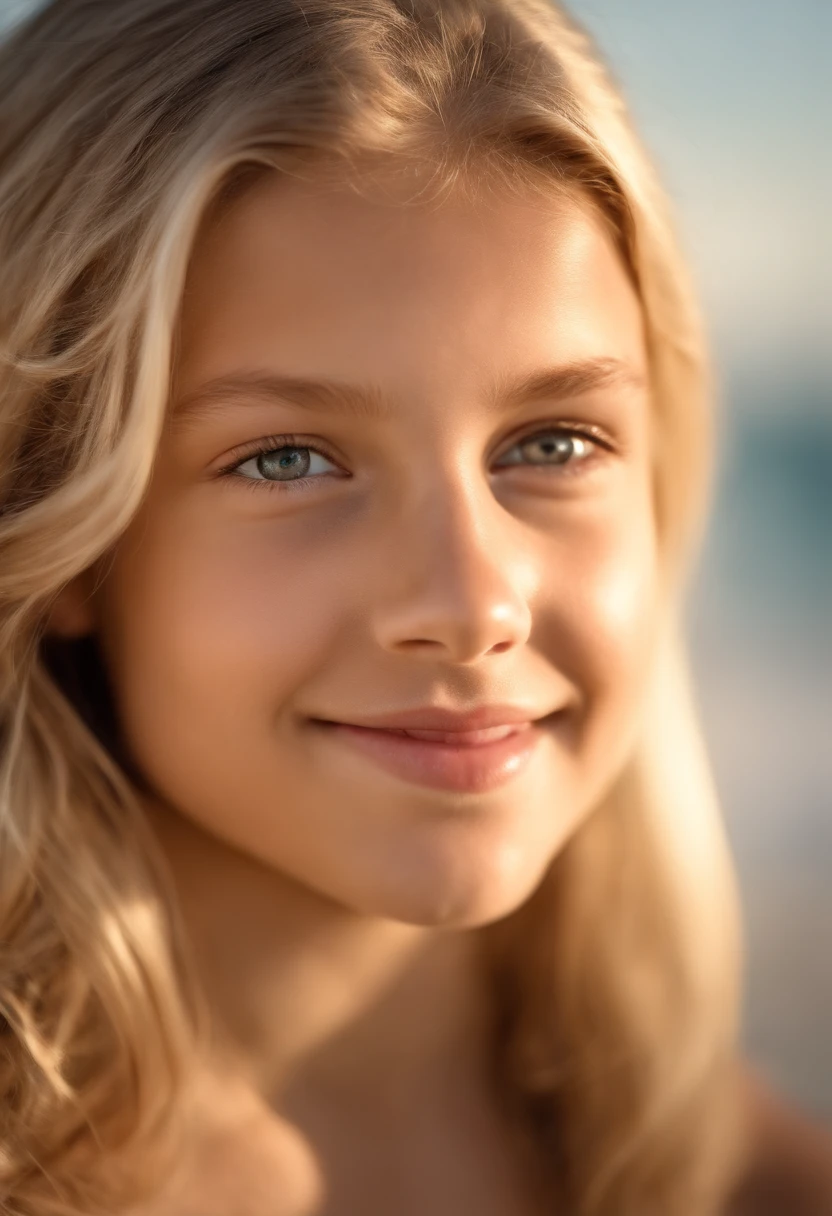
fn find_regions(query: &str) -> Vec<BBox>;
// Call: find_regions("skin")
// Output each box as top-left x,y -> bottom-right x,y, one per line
48,166 -> 658,1214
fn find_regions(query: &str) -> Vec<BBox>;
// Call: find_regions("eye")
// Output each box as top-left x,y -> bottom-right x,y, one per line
493,425 -> 609,475
217,437 -> 341,494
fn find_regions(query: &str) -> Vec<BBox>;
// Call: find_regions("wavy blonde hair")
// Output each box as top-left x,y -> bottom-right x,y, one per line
0,0 -> 747,1212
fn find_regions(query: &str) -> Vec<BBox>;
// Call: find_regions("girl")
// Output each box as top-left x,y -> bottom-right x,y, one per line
0,0 -> 828,1213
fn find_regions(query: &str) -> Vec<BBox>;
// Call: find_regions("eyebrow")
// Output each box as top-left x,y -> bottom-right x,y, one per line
169,356 -> 646,434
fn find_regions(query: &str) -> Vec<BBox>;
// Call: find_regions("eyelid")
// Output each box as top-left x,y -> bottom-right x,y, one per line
213,433 -> 340,477
215,419 -> 618,466
507,418 -> 617,452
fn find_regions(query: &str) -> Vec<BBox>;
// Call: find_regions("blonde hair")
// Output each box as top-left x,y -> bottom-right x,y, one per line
0,1 -> 746,1212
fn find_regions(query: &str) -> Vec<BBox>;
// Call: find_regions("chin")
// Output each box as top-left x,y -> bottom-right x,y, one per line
360,838 -> 555,930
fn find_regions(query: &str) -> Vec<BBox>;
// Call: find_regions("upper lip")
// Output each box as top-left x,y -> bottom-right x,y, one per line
315,704 -> 558,732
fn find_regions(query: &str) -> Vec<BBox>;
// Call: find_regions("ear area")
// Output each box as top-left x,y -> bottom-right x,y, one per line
44,568 -> 101,639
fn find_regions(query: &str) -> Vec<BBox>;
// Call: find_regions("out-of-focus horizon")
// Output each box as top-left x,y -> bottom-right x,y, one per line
1,0 -> 829,1115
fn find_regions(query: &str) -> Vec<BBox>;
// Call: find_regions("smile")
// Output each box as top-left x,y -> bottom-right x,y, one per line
310,718 -> 553,794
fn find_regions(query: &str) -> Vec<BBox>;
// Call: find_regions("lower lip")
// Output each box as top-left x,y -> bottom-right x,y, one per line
311,720 -> 548,793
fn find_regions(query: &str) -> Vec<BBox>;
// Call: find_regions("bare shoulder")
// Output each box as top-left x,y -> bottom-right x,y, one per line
723,1062 -> 832,1216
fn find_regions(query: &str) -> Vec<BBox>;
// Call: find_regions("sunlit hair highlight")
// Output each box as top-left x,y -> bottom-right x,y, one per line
0,1 -> 745,1212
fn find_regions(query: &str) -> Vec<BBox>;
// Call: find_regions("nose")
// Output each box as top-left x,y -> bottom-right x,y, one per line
371,478 -> 535,665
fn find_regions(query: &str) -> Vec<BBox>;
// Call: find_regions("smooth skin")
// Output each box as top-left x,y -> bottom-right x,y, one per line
49,167 -> 658,1214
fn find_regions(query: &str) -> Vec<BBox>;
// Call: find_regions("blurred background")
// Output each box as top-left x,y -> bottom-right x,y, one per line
1,0 -> 829,1116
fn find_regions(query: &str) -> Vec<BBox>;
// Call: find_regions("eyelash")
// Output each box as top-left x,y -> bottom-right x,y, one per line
215,423 -> 616,496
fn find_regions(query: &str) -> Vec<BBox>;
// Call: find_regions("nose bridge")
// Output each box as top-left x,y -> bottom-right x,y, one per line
372,461 -> 535,661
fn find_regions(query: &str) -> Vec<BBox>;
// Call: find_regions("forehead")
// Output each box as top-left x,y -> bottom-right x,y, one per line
174,166 -> 647,408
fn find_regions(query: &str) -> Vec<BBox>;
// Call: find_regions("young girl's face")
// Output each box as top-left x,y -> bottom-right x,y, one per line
63,166 -> 657,927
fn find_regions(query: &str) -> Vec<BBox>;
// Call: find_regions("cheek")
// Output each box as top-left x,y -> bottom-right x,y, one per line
555,510 -> 658,799
95,509 -> 351,783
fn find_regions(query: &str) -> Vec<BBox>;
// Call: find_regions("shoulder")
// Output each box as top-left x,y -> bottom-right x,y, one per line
722,1063 -> 832,1216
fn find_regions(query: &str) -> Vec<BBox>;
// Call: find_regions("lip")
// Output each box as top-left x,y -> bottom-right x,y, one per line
311,717 -> 554,794
319,704 -> 554,732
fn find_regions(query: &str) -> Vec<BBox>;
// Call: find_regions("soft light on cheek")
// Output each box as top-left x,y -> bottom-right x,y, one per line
570,536 -> 660,793
601,473 -> 659,617
573,511 -> 661,709
595,547 -> 658,639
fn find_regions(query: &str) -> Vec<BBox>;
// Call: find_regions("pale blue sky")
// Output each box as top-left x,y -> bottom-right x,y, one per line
571,0 -> 827,408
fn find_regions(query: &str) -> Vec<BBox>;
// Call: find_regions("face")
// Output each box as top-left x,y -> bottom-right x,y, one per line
53,166 -> 658,929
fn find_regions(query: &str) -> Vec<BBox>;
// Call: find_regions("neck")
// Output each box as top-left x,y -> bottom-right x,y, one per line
142,794 -> 497,1116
